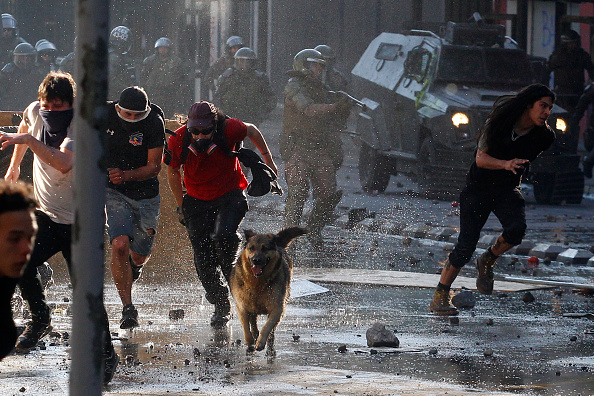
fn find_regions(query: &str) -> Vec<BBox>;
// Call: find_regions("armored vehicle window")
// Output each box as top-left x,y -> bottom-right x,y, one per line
436,46 -> 533,86
483,48 -> 533,85
405,47 -> 433,83
375,43 -> 402,61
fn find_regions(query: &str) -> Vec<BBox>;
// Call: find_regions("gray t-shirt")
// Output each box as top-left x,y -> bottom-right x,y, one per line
23,101 -> 74,224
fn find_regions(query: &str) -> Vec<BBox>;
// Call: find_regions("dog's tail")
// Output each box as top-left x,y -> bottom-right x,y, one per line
275,227 -> 307,249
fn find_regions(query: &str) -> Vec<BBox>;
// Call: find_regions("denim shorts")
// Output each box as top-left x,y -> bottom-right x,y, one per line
105,188 -> 161,256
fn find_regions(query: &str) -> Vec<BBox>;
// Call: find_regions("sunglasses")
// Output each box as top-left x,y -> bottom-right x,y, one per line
189,126 -> 215,136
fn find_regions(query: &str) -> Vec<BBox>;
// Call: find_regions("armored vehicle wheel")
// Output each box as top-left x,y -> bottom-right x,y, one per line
417,138 -> 458,200
359,143 -> 390,193
532,171 -> 584,205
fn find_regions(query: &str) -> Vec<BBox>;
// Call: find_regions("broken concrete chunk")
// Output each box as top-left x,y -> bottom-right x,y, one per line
366,322 -> 400,347
169,309 -> 185,320
451,290 -> 476,309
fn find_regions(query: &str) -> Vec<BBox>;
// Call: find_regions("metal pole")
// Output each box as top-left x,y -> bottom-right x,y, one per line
70,0 -> 109,394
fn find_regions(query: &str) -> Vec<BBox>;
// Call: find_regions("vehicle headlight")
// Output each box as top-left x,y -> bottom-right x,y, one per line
556,118 -> 567,133
452,112 -> 469,127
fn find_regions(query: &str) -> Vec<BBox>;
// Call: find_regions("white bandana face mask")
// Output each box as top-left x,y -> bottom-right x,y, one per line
116,105 -> 151,123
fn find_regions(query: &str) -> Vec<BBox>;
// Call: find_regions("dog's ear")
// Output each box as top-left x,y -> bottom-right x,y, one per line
274,227 -> 307,249
244,229 -> 257,241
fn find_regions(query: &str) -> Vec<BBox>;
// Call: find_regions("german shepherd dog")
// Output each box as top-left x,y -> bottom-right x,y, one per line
229,227 -> 307,353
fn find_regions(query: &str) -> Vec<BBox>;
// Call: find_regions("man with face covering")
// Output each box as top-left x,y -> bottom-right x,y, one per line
104,86 -> 165,329
2,72 -> 119,384
164,101 -> 277,328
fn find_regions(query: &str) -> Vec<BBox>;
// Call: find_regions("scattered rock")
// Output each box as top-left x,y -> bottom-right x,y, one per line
63,297 -> 70,302
428,348 -> 438,355
19,387 -> 26,393
193,348 -> 201,359
402,237 -> 412,247
543,257 -> 552,265
451,290 -> 476,309
570,335 -> 578,342
483,349 -> 493,357
292,334 -> 300,342
449,316 -> 459,325
366,322 -> 400,347
337,344 -> 347,353
522,292 -> 536,303
370,349 -> 377,355
184,359 -> 190,366
485,318 -> 494,326
169,309 -> 185,320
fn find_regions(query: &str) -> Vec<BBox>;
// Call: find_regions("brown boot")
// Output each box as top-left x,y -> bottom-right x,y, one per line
476,250 -> 497,294
429,289 -> 459,316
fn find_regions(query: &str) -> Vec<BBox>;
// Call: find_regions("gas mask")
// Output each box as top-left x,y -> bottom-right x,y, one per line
189,136 -> 216,155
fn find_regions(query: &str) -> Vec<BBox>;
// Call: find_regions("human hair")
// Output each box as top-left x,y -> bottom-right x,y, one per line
480,83 -> 555,150
38,71 -> 76,106
0,180 -> 37,216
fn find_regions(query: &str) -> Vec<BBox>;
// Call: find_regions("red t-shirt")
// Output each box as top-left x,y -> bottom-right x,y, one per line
167,118 -> 248,200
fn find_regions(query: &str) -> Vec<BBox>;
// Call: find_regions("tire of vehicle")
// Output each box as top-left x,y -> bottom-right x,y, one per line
417,137 -> 459,200
532,171 -> 584,205
359,142 -> 390,193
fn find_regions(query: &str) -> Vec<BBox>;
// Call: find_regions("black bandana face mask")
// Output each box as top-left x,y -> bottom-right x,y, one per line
39,108 -> 73,148
39,108 -> 73,132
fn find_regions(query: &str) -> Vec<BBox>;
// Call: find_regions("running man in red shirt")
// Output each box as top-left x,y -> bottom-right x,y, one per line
164,101 -> 277,327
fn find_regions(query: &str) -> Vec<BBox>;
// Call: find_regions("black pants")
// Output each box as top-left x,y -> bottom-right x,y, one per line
18,210 -> 112,351
449,187 -> 526,269
182,190 -> 248,306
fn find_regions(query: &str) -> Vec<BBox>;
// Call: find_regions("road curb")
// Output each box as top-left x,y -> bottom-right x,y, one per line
249,198 -> 594,266
338,217 -> 594,266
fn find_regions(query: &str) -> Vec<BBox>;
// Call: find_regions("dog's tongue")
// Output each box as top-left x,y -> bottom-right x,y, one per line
251,265 -> 263,276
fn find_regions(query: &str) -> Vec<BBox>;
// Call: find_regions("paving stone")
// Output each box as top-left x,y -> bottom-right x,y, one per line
427,227 -> 458,241
508,241 -> 536,256
556,249 -> 594,265
529,244 -> 565,260
477,235 -> 498,249
402,223 -> 433,238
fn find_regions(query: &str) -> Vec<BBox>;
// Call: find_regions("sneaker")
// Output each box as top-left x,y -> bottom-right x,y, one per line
103,344 -> 119,385
429,290 -> 459,316
210,301 -> 230,328
119,304 -> 139,329
15,321 -> 53,352
131,264 -> 143,281
476,250 -> 496,295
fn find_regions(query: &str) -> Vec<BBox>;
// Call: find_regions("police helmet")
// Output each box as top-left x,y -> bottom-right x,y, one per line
35,39 -> 57,55
234,47 -> 257,71
109,25 -> 132,53
225,36 -> 244,52
293,49 -> 326,75
314,44 -> 336,60
561,30 -> 580,43
1,13 -> 17,30
154,37 -> 172,49
13,42 -> 36,70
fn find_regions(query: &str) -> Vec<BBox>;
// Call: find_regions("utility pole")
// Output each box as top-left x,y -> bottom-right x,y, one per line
70,0 -> 109,394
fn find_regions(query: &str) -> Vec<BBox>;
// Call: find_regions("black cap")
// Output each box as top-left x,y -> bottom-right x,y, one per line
118,86 -> 149,112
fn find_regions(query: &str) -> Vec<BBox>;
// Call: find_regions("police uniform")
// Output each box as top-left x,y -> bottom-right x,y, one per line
0,62 -> 45,110
141,52 -> 189,118
213,66 -> 276,125
280,69 -> 349,246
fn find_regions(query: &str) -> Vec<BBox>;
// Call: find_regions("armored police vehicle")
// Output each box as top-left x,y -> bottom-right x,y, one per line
351,20 -> 583,204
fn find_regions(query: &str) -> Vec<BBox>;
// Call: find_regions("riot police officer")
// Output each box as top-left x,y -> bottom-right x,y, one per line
0,42 -> 45,111
140,37 -> 190,118
0,14 -> 26,67
108,26 -> 136,100
547,30 -> 594,112
35,39 -> 58,74
280,49 -> 352,248
571,84 -> 594,178
213,47 -> 276,125
204,35 -> 244,95
314,44 -> 349,92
